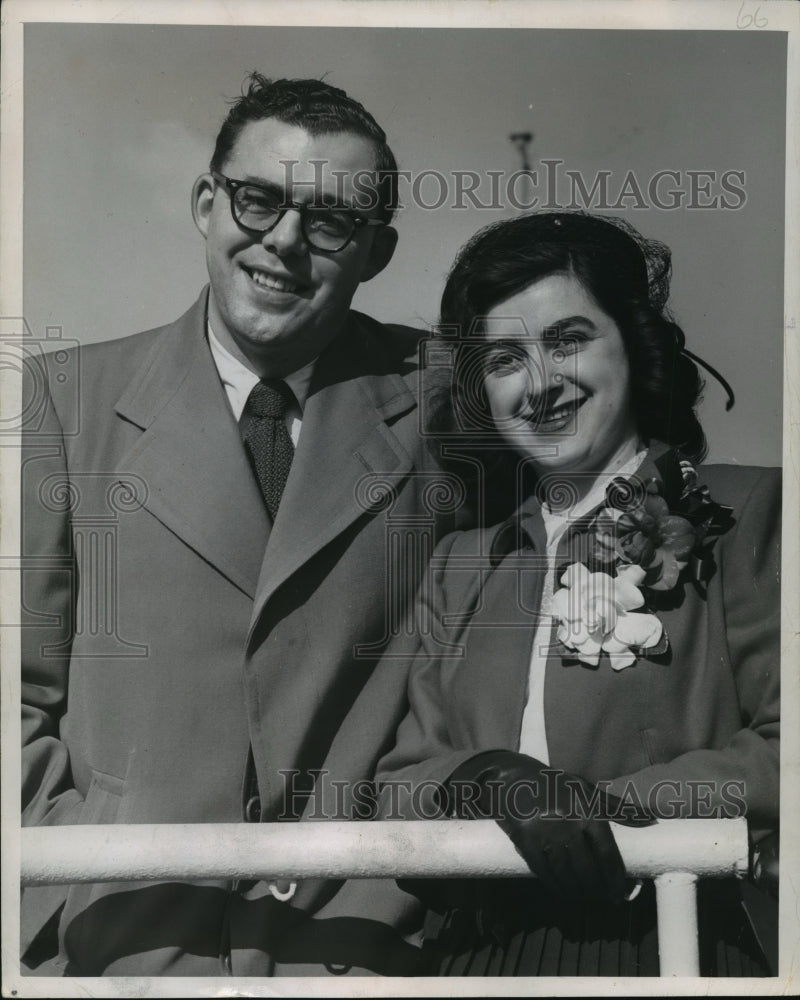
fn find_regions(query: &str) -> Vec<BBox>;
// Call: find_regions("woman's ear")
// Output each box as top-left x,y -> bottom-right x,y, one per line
360,225 -> 399,283
191,174 -> 216,238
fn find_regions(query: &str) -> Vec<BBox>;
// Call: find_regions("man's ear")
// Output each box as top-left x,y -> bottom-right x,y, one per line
360,225 -> 399,283
191,174 -> 215,238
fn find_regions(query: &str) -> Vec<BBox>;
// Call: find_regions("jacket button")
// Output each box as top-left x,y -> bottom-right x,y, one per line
245,795 -> 261,823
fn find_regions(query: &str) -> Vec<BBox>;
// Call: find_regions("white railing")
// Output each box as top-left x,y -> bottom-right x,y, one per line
21,818 -> 748,977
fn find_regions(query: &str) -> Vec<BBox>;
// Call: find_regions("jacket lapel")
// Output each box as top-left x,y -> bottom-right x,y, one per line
114,290 -> 270,598
448,510 -> 548,749
248,316 -> 417,634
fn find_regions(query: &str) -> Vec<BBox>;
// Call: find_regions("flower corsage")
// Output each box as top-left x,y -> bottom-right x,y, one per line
552,457 -> 733,670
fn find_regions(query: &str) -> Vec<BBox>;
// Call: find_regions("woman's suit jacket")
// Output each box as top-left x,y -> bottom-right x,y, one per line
21,289 -> 467,976
375,444 -> 780,843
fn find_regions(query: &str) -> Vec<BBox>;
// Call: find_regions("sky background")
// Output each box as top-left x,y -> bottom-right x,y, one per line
23,23 -> 787,465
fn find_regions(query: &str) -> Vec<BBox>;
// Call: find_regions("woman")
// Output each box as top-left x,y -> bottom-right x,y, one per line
375,212 -> 779,976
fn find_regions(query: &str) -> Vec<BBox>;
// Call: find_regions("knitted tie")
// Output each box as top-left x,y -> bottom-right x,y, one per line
241,379 -> 295,520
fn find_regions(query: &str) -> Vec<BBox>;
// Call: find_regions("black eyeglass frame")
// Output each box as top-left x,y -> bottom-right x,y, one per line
210,171 -> 387,253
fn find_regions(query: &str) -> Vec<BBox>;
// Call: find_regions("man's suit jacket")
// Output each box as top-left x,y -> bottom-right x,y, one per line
21,289 -> 467,976
375,445 -> 780,840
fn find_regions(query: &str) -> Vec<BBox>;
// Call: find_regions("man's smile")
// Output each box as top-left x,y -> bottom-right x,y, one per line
241,264 -> 306,296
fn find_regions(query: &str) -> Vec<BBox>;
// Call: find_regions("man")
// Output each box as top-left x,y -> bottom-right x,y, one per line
21,75 -> 465,977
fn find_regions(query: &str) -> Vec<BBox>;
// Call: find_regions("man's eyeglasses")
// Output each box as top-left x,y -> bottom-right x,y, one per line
211,172 -> 386,253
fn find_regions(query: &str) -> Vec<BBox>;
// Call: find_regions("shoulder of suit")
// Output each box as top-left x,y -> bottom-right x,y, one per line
36,294 -> 206,397
42,309 -> 190,371
35,326 -> 168,413
349,309 -> 430,366
433,520 -> 508,562
423,522 -> 509,616
66,324 -> 166,364
691,461 -> 782,564
694,461 -> 781,507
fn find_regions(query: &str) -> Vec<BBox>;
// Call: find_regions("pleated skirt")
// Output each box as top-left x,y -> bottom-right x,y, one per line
418,879 -> 770,977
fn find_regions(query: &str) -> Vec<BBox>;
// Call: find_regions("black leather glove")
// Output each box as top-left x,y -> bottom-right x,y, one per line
446,750 -> 654,904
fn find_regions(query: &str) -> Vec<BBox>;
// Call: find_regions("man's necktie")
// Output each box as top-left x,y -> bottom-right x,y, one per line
240,379 -> 296,520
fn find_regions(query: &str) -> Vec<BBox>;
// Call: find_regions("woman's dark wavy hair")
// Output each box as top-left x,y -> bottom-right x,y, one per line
433,212 -> 707,518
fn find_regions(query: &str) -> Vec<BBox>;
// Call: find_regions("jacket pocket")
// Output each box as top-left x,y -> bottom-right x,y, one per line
22,769 -> 125,970
59,767 -> 126,971
76,768 -> 124,825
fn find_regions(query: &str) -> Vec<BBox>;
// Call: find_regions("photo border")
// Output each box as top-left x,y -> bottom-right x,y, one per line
2,2 -> 798,996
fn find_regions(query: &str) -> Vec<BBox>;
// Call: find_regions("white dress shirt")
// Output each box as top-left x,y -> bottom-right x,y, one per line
207,323 -> 315,447
517,448 -> 647,763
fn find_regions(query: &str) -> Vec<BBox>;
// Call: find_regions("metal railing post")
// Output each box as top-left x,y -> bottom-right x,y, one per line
654,871 -> 700,976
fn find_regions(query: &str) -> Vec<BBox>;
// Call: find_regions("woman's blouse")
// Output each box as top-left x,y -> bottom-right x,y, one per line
518,449 -> 647,762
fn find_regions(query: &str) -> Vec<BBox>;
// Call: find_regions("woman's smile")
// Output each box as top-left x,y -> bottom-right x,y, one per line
524,394 -> 588,432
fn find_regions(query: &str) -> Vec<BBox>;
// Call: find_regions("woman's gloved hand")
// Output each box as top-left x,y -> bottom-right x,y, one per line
446,750 -> 654,904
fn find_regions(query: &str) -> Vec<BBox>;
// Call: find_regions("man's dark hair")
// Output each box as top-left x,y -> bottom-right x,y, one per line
210,73 -> 398,224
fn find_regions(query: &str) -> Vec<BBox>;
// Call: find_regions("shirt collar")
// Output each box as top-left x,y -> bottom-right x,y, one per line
490,445 -> 649,565
207,321 -> 316,420
540,446 -> 648,529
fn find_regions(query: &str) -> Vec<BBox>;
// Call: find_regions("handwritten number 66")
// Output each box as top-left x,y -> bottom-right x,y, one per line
737,3 -> 768,29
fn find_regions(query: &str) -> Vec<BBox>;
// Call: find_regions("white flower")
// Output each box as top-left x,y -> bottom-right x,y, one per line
551,563 -> 663,670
